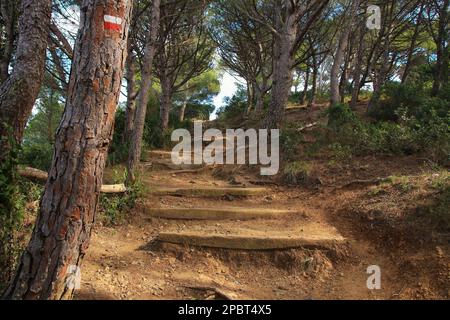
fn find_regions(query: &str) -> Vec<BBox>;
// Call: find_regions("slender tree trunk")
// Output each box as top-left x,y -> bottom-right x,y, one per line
300,67 -> 310,105
0,2 -> 18,84
431,0 -> 449,96
339,40 -> 353,103
402,4 -> 424,84
330,0 -> 360,106
245,81 -> 254,115
124,49 -> 138,142
160,72 -> 172,131
179,97 -> 188,122
0,0 -> 51,163
254,84 -> 264,113
308,58 -> 318,107
127,0 -> 160,184
3,0 -> 133,300
351,17 -> 366,109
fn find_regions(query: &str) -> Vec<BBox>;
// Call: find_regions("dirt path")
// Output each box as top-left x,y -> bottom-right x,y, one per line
74,148 -> 448,300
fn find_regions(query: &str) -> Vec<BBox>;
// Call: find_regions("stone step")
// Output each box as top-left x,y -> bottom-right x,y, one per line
146,207 -> 293,220
156,227 -> 345,250
149,187 -> 268,197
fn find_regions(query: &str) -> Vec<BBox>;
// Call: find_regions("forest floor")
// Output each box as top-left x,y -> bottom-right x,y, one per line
75,104 -> 450,300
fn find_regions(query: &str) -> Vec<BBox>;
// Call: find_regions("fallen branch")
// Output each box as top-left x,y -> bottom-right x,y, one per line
340,177 -> 390,189
297,122 -> 318,132
249,180 -> 279,186
183,284 -> 236,300
18,166 -> 127,194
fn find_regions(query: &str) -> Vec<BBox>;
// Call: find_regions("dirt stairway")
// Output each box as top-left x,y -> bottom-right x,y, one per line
143,150 -> 346,252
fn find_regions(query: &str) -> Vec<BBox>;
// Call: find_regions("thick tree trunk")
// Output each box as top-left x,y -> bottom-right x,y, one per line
124,49 -> 138,142
0,0 -> 51,163
265,30 -> 295,128
330,0 -> 360,106
3,0 -> 133,300
127,0 -> 160,184
330,33 -> 349,105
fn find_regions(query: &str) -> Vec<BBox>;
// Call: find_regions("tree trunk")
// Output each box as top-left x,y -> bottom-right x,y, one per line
330,0 -> 360,106
300,67 -> 310,105
254,84 -> 264,113
127,0 -> 160,184
266,29 -> 297,128
351,17 -> 366,109
160,71 -> 172,131
308,55 -> 318,107
401,4 -> 424,84
3,0 -> 133,300
124,49 -> 138,142
0,0 -> 51,164
431,0 -> 449,96
179,97 -> 188,122
245,81 -> 254,115
0,1 -> 18,84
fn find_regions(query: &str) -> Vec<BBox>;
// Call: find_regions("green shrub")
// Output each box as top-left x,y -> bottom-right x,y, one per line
0,135 -> 25,288
99,178 -> 144,225
282,161 -> 312,185
280,123 -> 305,161
323,102 -> 450,164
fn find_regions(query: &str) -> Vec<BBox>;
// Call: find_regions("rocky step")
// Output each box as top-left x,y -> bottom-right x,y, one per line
146,207 -> 294,220
149,187 -> 268,197
156,225 -> 345,250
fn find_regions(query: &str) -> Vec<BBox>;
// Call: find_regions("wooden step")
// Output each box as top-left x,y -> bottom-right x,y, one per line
149,187 -> 268,197
156,228 -> 345,250
146,207 -> 293,220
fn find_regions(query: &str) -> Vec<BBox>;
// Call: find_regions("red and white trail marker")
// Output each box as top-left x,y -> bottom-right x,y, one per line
104,15 -> 123,32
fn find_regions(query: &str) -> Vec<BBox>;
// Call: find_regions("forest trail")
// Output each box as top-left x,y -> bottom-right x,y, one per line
75,138 -> 448,300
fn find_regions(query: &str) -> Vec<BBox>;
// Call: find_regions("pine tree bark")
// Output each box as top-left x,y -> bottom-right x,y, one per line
431,0 -> 449,96
124,49 -> 138,142
0,1 -> 19,84
179,97 -> 188,122
330,0 -> 360,106
300,67 -> 310,105
3,0 -> 133,300
127,0 -> 160,184
160,70 -> 172,131
351,17 -> 366,109
0,0 -> 51,164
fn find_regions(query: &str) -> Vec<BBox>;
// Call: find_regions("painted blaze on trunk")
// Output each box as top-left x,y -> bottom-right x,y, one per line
3,0 -> 133,300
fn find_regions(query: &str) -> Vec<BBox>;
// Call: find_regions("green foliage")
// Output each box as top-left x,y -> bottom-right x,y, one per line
20,89 -> 64,171
0,132 -> 25,288
216,85 -> 248,120
280,123 -> 305,161
369,82 -> 450,122
323,102 -> 450,164
108,107 -> 129,165
282,161 -> 312,185
99,177 -> 145,226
